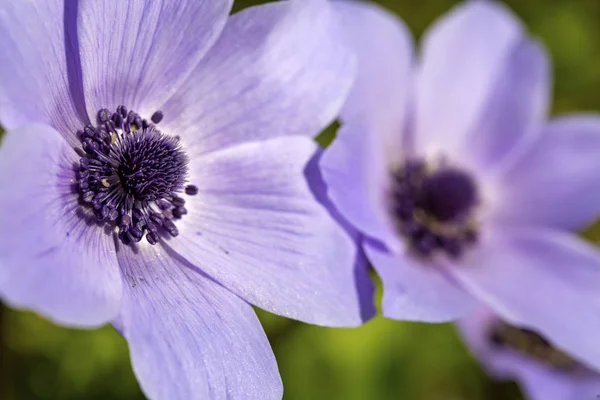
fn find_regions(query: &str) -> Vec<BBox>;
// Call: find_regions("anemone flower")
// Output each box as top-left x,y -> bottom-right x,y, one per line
0,0 -> 374,398
321,0 -> 600,371
459,307 -> 600,400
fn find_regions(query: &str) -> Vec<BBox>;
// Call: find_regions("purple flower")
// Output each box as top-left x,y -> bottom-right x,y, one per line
321,0 -> 600,370
458,307 -> 600,400
0,0 -> 374,398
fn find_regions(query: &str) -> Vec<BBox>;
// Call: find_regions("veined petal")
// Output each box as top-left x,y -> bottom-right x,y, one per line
77,0 -> 232,120
320,0 -> 415,251
492,115 -> 600,230
458,307 -> 600,400
160,0 -> 355,155
320,121 -> 402,251
305,149 -> 376,321
460,39 -> 550,172
451,227 -> 600,371
116,242 -> 281,400
168,136 -> 368,327
415,1 -> 523,159
0,0 -> 88,146
332,0 -> 413,140
364,241 -> 476,322
0,124 -> 121,326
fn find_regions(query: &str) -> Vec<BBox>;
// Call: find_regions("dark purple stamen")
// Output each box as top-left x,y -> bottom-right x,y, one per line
76,106 -> 197,246
488,322 -> 576,370
185,185 -> 198,195
392,160 -> 478,259
151,110 -> 164,124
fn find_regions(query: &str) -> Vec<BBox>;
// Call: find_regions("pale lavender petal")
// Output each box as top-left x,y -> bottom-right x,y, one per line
451,227 -> 600,371
364,241 -> 476,322
518,367 -> 600,400
0,1 -> 88,146
77,0 -> 232,120
160,0 -> 355,155
320,121 -> 403,251
0,124 -> 121,326
168,136 -> 367,327
458,308 -> 600,400
116,243 -> 281,400
492,116 -> 600,230
460,39 -> 550,171
320,0 -> 415,251
305,149 -> 376,321
332,0 -> 413,137
415,1 -> 523,158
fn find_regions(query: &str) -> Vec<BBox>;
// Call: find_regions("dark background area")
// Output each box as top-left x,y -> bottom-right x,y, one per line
2,0 -> 600,398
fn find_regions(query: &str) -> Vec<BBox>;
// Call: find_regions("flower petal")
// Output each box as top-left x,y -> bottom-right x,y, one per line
0,1 -> 88,146
460,39 -> 550,171
451,227 -> 600,371
160,0 -> 355,155
415,1 -> 523,158
518,366 -> 600,400
364,241 -> 476,322
168,136 -> 367,327
492,116 -> 600,230
77,0 -> 232,120
320,121 -> 403,251
0,124 -> 121,326
319,0 -> 415,251
458,308 -> 600,400
332,0 -> 413,135
305,149 -> 376,321
116,242 -> 281,400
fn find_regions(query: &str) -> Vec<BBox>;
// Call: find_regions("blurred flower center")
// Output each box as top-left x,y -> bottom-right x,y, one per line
76,106 -> 198,246
488,322 -> 576,370
391,159 -> 479,258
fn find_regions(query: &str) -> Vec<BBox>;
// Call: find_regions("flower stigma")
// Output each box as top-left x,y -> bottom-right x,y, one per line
76,106 -> 198,246
391,159 -> 479,259
488,321 -> 577,370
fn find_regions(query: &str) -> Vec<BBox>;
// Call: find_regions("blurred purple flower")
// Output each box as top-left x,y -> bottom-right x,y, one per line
321,0 -> 600,370
459,307 -> 600,400
0,0 -> 374,398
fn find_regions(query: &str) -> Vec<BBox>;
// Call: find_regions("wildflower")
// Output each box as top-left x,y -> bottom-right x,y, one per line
321,0 -> 600,370
0,0 -> 373,398
459,307 -> 600,400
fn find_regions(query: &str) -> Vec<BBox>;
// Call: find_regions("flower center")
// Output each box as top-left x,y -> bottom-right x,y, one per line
391,159 -> 478,258
488,322 -> 576,370
76,106 -> 197,246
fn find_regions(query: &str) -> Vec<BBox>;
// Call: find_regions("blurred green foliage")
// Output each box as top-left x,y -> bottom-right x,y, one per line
4,0 -> 600,399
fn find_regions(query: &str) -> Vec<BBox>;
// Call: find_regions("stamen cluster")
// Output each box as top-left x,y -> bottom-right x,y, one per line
76,106 -> 197,246
391,160 -> 478,258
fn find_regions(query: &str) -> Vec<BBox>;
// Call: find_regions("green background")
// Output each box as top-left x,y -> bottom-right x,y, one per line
3,0 -> 600,399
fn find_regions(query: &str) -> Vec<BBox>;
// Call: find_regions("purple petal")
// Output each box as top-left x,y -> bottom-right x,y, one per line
458,308 -> 600,400
116,242 -> 281,400
168,136 -> 367,327
0,1 -> 88,146
319,0 -> 415,251
159,0 -> 355,155
461,39 -> 550,171
320,121 -> 403,251
518,364 -> 600,400
415,1 -> 523,158
451,227 -> 600,371
492,116 -> 600,230
364,241 -> 476,322
305,149 -> 376,322
77,0 -> 232,120
332,0 -> 413,133
0,124 -> 121,326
